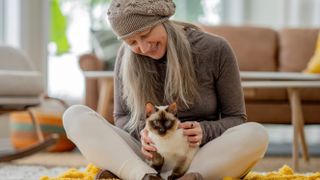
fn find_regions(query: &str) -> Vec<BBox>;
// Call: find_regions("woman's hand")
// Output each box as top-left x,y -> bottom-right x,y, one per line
140,127 -> 157,160
179,121 -> 203,147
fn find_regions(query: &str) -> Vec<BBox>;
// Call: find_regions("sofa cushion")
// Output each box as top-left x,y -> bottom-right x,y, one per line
279,28 -> 319,72
200,25 -> 278,71
0,96 -> 41,108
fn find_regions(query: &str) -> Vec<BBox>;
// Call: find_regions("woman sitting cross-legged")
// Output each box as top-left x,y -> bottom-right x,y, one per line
63,0 -> 269,179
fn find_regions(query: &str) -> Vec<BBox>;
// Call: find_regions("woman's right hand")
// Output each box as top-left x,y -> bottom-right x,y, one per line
140,127 -> 157,160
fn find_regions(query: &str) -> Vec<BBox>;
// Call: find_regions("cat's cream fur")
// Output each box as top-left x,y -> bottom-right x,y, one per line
145,103 -> 199,179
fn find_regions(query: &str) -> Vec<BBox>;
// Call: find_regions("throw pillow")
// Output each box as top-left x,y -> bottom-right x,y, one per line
304,31 -> 320,73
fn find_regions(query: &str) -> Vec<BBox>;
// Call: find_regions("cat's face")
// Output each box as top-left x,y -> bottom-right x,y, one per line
145,102 -> 179,136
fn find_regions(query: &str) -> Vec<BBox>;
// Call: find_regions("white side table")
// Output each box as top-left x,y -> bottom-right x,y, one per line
241,71 -> 320,171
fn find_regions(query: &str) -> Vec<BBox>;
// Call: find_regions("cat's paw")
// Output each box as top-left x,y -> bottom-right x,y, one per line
168,174 -> 182,180
149,151 -> 164,172
142,173 -> 163,180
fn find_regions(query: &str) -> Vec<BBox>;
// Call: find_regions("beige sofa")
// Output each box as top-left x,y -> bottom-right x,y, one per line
79,25 -> 320,125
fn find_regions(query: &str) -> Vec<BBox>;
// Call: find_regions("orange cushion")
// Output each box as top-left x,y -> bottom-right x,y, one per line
10,110 -> 75,152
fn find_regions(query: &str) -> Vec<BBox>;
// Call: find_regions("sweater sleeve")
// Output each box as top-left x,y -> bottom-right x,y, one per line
199,38 -> 247,145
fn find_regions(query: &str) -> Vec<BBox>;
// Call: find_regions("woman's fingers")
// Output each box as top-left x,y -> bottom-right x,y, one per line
142,135 -> 153,144
187,135 -> 200,143
183,128 -> 200,136
179,121 -> 198,129
189,141 -> 201,148
144,143 -> 157,151
141,143 -> 157,159
140,128 -> 153,144
180,121 -> 203,147
141,146 -> 153,159
140,128 -> 157,159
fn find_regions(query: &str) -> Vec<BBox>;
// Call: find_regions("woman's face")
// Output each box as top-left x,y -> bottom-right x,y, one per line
124,23 -> 168,60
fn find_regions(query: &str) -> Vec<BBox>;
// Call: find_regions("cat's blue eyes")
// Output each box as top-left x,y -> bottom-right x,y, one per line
164,120 -> 171,127
153,120 -> 160,126
152,120 -> 172,128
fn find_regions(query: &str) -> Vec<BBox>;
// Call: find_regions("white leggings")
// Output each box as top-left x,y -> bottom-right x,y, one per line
63,105 -> 269,180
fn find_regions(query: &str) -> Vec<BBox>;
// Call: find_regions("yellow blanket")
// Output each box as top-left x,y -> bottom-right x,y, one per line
40,164 -> 320,180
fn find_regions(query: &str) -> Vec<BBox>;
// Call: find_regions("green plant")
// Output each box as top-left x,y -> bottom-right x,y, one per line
50,0 -> 70,55
50,0 -> 111,55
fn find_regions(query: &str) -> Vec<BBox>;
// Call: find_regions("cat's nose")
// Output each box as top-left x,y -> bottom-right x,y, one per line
159,128 -> 166,134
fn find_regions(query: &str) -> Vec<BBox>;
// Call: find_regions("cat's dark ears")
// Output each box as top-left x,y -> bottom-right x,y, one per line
145,102 -> 155,118
145,102 -> 177,118
168,102 -> 177,116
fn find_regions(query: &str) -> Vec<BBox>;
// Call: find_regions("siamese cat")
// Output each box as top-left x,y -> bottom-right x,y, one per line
145,102 -> 199,180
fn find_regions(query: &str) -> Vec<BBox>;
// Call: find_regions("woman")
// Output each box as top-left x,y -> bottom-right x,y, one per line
63,0 -> 269,179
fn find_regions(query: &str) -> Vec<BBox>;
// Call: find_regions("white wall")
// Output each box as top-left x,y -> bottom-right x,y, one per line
2,0 -> 49,90
20,0 -> 49,90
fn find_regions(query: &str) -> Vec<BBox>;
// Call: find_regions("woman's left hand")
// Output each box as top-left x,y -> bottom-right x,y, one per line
179,121 -> 203,148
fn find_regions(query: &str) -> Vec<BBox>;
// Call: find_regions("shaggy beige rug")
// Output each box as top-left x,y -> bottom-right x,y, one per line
39,163 -> 320,180
2,152 -> 320,180
11,152 -> 320,172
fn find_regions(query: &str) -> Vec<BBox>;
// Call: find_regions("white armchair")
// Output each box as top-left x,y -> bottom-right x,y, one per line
0,45 -> 43,109
0,45 -> 58,162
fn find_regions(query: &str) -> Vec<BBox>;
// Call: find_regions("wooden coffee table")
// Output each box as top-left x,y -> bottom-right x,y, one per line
240,71 -> 320,171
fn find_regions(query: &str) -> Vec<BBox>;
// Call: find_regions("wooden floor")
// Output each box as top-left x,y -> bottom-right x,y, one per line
6,152 -> 320,173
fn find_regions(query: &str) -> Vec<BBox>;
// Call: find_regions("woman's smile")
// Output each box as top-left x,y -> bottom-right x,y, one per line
124,24 -> 168,60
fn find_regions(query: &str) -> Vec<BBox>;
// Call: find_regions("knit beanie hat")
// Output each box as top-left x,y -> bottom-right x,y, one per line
107,0 -> 176,39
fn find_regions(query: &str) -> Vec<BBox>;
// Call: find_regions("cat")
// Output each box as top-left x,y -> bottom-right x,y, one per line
144,102 -> 199,180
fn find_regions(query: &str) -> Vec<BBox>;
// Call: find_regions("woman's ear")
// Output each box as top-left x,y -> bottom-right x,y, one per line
145,102 -> 155,118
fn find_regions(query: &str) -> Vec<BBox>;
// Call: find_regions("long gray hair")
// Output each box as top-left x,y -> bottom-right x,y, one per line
120,20 -> 200,132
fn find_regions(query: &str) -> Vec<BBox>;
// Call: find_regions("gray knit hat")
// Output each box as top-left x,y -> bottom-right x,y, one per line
107,0 -> 176,39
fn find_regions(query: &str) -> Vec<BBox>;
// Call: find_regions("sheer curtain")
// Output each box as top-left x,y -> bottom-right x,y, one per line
220,0 -> 320,28
0,0 -> 4,42
285,0 -> 320,27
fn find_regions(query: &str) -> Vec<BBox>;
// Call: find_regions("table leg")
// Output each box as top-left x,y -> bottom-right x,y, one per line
287,88 -> 309,171
97,78 -> 114,124
299,120 -> 310,162
289,89 -> 309,163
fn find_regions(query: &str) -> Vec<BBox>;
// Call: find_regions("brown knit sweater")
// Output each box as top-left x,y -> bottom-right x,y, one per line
113,27 -> 247,145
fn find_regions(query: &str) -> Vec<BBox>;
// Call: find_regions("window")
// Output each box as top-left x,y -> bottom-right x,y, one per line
48,0 -> 223,104
0,0 -> 4,42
